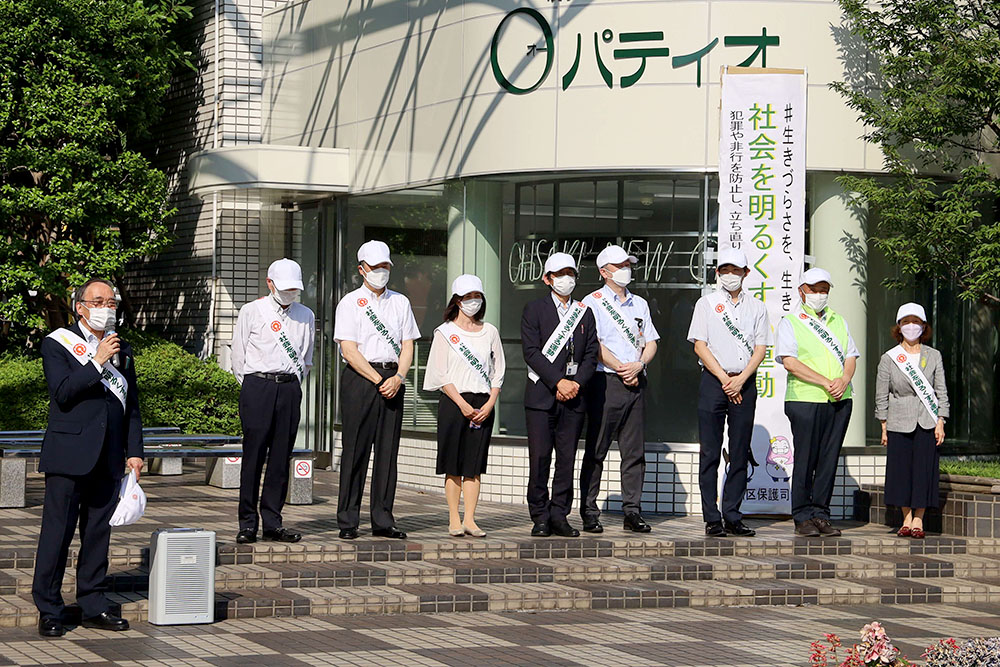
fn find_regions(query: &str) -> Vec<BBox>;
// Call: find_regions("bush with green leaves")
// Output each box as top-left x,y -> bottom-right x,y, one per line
0,333 -> 240,436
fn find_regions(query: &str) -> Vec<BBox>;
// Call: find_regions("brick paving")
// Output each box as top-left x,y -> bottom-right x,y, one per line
1,604 -> 999,665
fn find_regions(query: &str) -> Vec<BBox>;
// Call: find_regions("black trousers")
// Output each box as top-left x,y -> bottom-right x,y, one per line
785,400 -> 853,523
32,446 -> 119,620
238,374 -> 302,533
337,365 -> 405,531
525,403 -> 585,524
885,427 -> 940,509
581,373 -> 646,521
697,371 -> 757,524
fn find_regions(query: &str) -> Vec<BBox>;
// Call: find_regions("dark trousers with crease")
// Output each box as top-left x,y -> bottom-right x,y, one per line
525,403 -> 585,525
32,441 -> 119,621
698,371 -> 757,524
337,365 -> 405,531
581,373 -> 646,521
238,374 -> 302,533
785,399 -> 853,523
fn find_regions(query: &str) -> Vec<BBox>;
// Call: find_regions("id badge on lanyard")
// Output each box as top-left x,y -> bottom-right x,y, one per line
565,335 -> 578,377
635,317 -> 646,349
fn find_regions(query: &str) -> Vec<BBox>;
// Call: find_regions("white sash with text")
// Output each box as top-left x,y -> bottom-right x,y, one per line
47,328 -> 128,410
592,290 -> 641,352
887,346 -> 939,421
257,299 -> 306,380
528,300 -> 587,383
438,323 -> 492,393
713,300 -> 755,357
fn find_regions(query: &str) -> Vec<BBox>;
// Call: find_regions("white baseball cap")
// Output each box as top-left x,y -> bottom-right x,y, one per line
357,240 -> 393,267
544,252 -> 577,275
800,267 -> 834,287
596,245 -> 637,268
267,258 -> 304,291
717,248 -> 749,269
895,302 -> 927,323
451,274 -> 484,297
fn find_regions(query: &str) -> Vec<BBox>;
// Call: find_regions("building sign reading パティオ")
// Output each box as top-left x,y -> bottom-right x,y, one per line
491,8 -> 779,94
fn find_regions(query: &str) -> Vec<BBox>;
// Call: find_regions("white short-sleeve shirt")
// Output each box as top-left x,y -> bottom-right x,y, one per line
230,297 -> 315,384
334,286 -> 420,362
422,322 -> 506,394
687,289 -> 772,374
581,287 -> 660,373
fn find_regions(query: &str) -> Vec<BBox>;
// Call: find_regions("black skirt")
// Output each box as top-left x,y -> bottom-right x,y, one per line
884,427 -> 940,509
436,392 -> 494,477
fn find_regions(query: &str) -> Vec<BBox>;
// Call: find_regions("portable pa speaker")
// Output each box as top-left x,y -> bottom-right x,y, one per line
148,528 -> 215,625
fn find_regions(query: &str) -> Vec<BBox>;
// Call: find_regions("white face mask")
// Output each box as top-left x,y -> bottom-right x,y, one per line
900,323 -> 924,342
459,297 -> 483,317
609,267 -> 632,287
272,288 -> 299,306
719,273 -> 744,292
804,292 -> 829,313
83,306 -> 116,332
550,275 -> 576,296
364,267 -> 390,290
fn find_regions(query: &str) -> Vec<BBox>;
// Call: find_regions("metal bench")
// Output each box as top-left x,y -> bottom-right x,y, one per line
0,438 -> 314,509
0,426 -> 181,438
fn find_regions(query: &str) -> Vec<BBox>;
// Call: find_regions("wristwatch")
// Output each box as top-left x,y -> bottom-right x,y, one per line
395,373 -> 406,383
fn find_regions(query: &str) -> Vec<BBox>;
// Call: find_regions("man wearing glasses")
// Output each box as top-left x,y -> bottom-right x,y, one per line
33,278 -> 144,637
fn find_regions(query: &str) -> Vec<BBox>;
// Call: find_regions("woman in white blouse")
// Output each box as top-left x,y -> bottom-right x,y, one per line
423,274 -> 505,537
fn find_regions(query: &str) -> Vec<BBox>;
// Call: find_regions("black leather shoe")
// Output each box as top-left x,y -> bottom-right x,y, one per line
550,521 -> 580,538
582,520 -> 604,534
623,513 -> 652,533
372,526 -> 407,539
262,527 -> 302,543
339,528 -> 359,540
531,521 -> 551,537
81,611 -> 129,631
38,617 -> 64,637
724,520 -> 756,537
236,529 -> 257,544
813,518 -> 842,538
795,519 -> 821,537
705,521 -> 727,537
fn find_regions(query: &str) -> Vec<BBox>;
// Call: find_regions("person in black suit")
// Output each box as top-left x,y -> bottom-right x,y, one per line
32,278 -> 144,637
521,253 -> 599,537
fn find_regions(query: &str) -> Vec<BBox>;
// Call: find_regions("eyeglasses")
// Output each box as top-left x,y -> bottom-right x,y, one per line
80,299 -> 119,309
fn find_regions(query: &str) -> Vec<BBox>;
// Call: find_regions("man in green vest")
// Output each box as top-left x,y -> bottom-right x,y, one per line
775,268 -> 860,537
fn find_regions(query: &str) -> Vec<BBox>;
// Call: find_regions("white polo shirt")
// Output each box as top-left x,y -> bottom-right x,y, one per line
581,286 -> 660,373
230,296 -> 315,384
687,288 -> 772,374
334,286 -> 420,363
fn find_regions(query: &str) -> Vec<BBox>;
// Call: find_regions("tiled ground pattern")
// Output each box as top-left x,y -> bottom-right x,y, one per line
5,465 -> 1000,628
2,604 -> 1000,666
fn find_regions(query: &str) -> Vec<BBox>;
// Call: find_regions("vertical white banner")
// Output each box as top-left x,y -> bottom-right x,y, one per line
718,67 -> 806,515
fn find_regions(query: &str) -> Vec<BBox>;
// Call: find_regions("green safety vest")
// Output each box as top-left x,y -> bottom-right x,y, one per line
784,306 -> 853,403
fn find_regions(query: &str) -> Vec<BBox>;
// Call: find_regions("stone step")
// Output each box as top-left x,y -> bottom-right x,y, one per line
7,551 -> 1000,597
5,576 -> 1000,627
3,532 -> 993,573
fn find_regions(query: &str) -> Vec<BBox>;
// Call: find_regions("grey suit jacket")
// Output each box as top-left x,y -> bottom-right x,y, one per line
874,344 -> 950,433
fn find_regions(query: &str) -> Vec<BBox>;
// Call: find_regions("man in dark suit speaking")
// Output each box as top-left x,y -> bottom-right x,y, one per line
520,253 -> 599,538
32,278 -> 144,637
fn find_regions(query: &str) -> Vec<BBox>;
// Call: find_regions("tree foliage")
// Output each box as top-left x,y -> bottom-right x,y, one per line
834,0 -> 1000,305
0,0 -> 192,351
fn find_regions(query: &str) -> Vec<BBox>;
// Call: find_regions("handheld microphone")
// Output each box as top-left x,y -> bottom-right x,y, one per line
105,317 -> 120,368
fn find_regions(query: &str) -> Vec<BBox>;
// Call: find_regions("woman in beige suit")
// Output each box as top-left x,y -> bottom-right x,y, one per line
875,303 -> 949,539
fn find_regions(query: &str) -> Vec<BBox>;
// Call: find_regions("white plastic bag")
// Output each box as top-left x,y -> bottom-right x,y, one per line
109,470 -> 146,527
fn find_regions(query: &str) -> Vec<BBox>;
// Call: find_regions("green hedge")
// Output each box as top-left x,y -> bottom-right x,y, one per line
0,332 -> 241,435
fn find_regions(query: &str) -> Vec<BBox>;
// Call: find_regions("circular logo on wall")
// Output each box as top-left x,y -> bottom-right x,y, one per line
72,344 -> 87,356
358,298 -> 368,307
271,321 -> 281,332
715,304 -> 725,313
449,334 -> 460,344
897,354 -> 907,363
593,291 -> 602,299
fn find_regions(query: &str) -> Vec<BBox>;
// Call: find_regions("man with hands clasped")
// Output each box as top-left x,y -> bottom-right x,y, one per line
775,268 -> 860,538
581,245 -> 659,534
334,240 -> 420,540
521,253 -> 599,538
687,248 -> 771,538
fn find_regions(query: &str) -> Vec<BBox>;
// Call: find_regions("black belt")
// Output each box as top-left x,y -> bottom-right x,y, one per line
250,372 -> 298,383
370,362 -> 399,369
